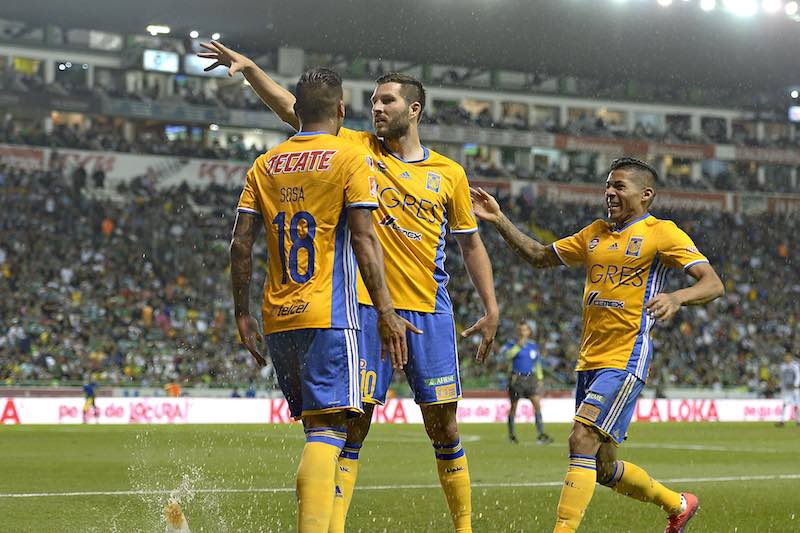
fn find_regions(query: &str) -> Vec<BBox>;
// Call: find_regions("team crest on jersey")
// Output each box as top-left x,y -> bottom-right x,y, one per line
426,172 -> 442,193
625,237 -> 644,257
588,237 -> 600,251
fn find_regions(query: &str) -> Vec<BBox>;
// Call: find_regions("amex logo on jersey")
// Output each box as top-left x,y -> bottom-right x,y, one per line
586,291 -> 625,309
379,215 -> 422,241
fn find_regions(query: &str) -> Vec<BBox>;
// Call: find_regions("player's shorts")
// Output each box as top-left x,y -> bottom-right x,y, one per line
508,374 -> 541,401
358,304 -> 460,405
574,368 -> 645,446
266,328 -> 363,419
782,388 -> 800,405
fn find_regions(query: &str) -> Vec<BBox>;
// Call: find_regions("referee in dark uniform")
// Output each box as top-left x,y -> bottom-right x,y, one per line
500,321 -> 553,444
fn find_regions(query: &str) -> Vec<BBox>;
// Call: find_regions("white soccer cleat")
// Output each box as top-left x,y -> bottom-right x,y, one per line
164,501 -> 191,533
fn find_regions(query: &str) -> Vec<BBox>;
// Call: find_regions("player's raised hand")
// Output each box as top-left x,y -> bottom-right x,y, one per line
462,313 -> 498,363
377,311 -> 422,369
470,187 -> 502,224
645,293 -> 681,322
197,40 -> 255,77
235,314 -> 266,367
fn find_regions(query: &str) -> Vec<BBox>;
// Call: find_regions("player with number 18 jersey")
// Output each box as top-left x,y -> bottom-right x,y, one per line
237,131 -> 378,418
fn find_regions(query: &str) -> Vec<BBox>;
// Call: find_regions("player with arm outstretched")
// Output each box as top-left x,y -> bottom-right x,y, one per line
471,157 -> 724,533
229,68 -> 414,533
500,321 -> 553,445
205,42 -> 498,533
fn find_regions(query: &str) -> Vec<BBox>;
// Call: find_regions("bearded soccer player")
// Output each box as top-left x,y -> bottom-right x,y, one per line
471,158 -> 724,533
204,42 -> 498,533
230,67 -> 414,532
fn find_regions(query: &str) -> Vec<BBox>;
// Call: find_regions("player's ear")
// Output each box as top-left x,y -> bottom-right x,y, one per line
641,186 -> 655,207
337,99 -> 345,119
409,101 -> 421,122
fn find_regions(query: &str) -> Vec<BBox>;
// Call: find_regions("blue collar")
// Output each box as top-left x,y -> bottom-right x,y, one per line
294,131 -> 327,136
380,140 -> 430,163
612,212 -> 651,233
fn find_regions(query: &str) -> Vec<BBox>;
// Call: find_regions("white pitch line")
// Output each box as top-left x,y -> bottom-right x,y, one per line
2,474 -> 799,499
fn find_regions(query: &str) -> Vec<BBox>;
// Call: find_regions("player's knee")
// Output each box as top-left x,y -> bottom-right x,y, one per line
346,405 -> 374,443
422,406 -> 459,443
567,422 -> 601,455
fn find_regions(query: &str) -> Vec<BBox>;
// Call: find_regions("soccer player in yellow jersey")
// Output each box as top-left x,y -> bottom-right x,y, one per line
471,157 -> 725,533
230,68 -> 415,533
203,41 -> 498,533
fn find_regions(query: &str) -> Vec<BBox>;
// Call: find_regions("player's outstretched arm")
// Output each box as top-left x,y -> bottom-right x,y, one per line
348,208 -> 421,369
230,211 -> 267,367
198,41 -> 300,131
645,262 -> 724,322
455,232 -> 499,363
470,187 -> 561,269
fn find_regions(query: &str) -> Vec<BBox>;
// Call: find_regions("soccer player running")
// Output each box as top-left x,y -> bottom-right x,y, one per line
776,352 -> 800,427
203,41 -> 498,533
229,68 -> 414,532
500,321 -> 553,444
470,157 -> 724,533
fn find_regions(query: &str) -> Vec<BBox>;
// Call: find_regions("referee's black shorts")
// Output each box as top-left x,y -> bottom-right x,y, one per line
508,373 -> 541,401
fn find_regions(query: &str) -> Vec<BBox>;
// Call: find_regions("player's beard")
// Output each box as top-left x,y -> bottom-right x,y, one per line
378,114 -> 411,141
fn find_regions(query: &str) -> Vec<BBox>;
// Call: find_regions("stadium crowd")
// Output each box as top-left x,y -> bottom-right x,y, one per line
0,164 -> 797,395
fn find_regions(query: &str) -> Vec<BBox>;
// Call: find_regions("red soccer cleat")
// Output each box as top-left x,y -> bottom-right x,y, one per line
664,493 -> 699,533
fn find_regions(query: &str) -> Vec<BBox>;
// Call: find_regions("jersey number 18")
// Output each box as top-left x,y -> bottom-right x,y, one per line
272,211 -> 316,284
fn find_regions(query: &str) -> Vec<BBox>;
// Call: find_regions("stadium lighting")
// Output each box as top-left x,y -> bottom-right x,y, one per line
58,63 -> 66,71
786,1 -> 800,15
146,25 -> 171,36
209,124 -> 220,131
700,0 -> 717,11
791,90 -> 800,99
189,30 -> 200,39
723,0 -> 758,16
762,0 -> 782,13
211,32 -> 221,40
657,0 -> 673,6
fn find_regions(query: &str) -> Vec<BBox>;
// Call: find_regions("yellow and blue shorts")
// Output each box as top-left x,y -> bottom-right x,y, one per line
358,305 -> 460,405
266,328 -> 363,419
574,368 -> 645,445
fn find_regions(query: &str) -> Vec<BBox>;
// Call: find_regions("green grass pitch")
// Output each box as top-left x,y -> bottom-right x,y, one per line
0,422 -> 797,532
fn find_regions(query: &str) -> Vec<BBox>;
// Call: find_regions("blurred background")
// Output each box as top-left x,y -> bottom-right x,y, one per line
1,0 -> 798,401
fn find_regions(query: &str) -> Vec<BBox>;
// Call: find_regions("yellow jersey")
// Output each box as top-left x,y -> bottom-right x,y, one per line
338,128 -> 477,313
237,131 -> 379,334
551,213 -> 708,381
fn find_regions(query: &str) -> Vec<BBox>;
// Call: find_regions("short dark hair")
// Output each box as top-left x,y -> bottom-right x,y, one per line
375,72 -> 426,121
609,157 -> 658,207
294,68 -> 343,124
609,157 -> 658,189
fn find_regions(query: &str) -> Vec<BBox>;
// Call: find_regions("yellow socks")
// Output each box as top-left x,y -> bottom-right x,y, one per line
553,454 -> 597,533
328,442 -> 361,533
610,461 -> 682,515
296,427 -> 347,533
434,439 -> 472,533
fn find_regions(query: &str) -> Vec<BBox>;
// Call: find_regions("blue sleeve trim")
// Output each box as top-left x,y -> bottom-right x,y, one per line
683,259 -> 709,272
347,202 -> 379,209
237,207 -> 262,217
